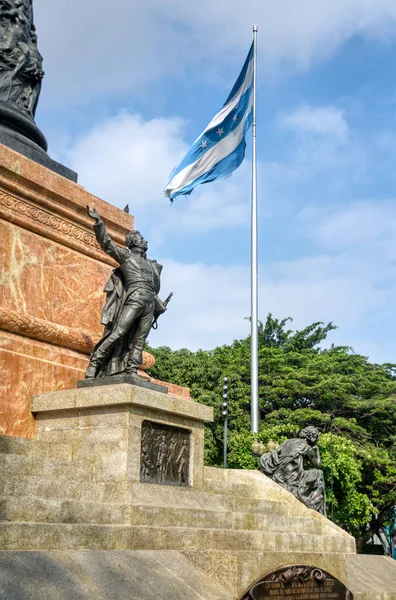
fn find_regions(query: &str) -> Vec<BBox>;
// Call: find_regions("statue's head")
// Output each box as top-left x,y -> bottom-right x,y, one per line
125,230 -> 148,251
299,426 -> 319,445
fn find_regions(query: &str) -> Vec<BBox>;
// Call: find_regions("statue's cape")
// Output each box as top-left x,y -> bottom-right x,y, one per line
260,439 -> 308,478
93,259 -> 162,377
101,269 -> 125,326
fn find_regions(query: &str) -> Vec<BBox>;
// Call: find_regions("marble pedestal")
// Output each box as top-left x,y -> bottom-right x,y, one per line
0,143 -> 135,438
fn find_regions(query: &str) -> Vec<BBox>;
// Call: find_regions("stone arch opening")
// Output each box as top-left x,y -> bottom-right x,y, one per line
240,565 -> 353,599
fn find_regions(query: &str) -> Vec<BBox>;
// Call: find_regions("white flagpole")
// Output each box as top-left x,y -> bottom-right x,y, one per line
251,25 -> 259,434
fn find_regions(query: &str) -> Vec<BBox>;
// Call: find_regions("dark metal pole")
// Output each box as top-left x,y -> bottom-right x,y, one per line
330,413 -> 335,521
223,417 -> 228,469
222,377 -> 229,470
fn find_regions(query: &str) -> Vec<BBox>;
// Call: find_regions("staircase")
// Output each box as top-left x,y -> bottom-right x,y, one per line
0,435 -> 354,556
1,383 -> 395,599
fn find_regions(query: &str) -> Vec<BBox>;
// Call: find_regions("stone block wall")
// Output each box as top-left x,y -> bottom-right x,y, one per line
1,384 -> 396,598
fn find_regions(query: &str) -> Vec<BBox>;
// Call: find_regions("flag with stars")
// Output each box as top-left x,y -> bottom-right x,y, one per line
165,43 -> 254,201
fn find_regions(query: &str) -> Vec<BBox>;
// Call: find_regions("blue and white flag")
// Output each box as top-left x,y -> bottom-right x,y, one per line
165,43 -> 254,201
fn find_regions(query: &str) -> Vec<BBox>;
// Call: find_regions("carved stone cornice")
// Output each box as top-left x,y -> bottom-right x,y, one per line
0,187 -> 119,266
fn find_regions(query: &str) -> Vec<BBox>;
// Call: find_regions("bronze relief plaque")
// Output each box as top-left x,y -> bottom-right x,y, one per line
242,566 -> 353,600
140,420 -> 190,487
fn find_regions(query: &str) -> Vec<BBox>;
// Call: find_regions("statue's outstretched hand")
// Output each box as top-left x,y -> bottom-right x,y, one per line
86,205 -> 101,222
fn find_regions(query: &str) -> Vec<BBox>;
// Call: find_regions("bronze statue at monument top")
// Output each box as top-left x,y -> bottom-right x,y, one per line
260,426 -> 327,515
0,0 -> 43,118
84,206 -> 169,386
0,0 -> 77,180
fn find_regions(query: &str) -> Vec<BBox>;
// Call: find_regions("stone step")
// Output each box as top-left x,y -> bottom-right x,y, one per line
1,473 -> 291,525
1,473 -> 129,504
0,496 -> 130,525
0,436 -> 72,462
220,494 -> 290,515
0,522 -> 356,553
0,437 -> 128,475
204,478 -> 257,497
0,453 -> 90,480
131,505 -> 231,530
130,504 -> 322,534
129,482 -> 288,516
0,492 -> 323,538
0,453 -> 131,495
130,483 -> 227,510
0,488 -> 322,536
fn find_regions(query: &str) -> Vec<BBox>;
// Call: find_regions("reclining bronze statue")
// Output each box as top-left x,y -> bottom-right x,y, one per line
259,426 -> 327,515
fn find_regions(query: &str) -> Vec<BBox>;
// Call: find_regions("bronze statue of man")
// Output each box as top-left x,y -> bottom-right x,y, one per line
0,0 -> 44,118
85,206 -> 166,380
259,426 -> 327,515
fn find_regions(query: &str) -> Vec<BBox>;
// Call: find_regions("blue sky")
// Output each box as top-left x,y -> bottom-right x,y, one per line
32,0 -> 396,362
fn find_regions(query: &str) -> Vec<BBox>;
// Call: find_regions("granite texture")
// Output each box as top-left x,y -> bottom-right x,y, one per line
346,554 -> 396,598
1,386 -> 396,599
32,385 -> 211,491
0,550 -> 231,600
32,384 -> 210,421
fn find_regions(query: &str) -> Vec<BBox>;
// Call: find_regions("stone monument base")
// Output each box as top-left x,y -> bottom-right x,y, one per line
0,130 -> 78,182
0,101 -> 77,182
77,374 -> 168,394
0,384 -> 396,599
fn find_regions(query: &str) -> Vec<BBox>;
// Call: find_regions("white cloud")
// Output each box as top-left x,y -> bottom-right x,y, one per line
278,105 -> 349,142
34,0 -> 396,107
149,252 -> 389,352
300,200 -> 396,256
63,111 -> 251,243
149,260 -> 251,350
66,112 -> 186,209
258,103 -> 368,214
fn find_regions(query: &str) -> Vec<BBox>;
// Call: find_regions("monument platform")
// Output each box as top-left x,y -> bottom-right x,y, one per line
0,144 -> 187,440
1,383 -> 395,599
0,142 -> 135,438
77,373 -> 169,394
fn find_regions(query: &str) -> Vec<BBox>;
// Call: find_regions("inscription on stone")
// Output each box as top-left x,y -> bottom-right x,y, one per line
242,566 -> 353,600
140,420 -> 190,487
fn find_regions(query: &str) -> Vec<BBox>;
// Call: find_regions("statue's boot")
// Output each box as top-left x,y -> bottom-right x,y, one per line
85,346 -> 111,379
85,364 -> 97,379
125,348 -> 143,378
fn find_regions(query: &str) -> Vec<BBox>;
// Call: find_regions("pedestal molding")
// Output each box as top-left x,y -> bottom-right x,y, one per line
0,178 -> 130,245
0,188 -> 120,265
0,308 -> 97,354
32,384 -> 211,421
0,309 -> 161,389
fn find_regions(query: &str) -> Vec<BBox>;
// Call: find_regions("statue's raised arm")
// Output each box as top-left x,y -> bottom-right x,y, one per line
86,205 -> 127,265
86,205 -> 102,223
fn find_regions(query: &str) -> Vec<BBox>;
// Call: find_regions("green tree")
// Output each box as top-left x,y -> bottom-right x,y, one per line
146,315 -> 396,553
